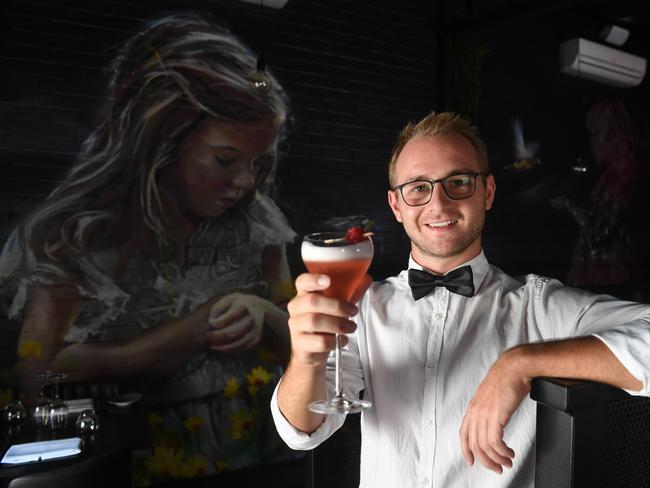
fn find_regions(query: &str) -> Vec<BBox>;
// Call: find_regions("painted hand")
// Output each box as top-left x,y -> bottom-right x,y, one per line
207,293 -> 271,354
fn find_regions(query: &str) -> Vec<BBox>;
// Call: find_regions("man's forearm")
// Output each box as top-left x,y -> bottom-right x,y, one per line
507,335 -> 642,391
277,359 -> 327,434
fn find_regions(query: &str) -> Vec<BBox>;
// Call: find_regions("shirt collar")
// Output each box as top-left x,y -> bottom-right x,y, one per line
407,250 -> 490,296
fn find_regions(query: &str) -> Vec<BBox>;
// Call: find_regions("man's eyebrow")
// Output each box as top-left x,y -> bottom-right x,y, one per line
400,169 -> 478,184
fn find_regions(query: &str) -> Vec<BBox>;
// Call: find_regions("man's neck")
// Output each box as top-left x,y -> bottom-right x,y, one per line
411,246 -> 481,275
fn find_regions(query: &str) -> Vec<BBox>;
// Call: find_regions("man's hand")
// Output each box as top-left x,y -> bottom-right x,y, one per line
459,349 -> 531,474
286,273 -> 372,367
277,272 -> 372,434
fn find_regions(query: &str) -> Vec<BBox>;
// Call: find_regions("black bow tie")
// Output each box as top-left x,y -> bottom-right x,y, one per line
408,266 -> 475,300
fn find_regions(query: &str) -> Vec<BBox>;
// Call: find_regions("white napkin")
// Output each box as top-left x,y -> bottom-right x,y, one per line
1,437 -> 82,464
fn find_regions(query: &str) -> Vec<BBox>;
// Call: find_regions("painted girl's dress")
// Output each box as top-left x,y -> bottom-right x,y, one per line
1,195 -> 298,479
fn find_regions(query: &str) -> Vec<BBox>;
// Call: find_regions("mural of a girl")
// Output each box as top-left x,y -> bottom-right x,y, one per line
0,12 -> 297,479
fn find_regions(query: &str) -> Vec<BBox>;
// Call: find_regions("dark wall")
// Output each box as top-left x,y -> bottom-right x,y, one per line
442,1 -> 650,288
0,0 -> 437,281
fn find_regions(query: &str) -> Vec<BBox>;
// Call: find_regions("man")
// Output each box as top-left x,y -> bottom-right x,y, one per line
271,112 -> 650,487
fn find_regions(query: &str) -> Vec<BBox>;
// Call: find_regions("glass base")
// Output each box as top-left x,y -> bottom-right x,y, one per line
308,396 -> 372,415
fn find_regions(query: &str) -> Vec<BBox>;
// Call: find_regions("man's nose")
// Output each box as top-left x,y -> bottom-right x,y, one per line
425,182 -> 451,210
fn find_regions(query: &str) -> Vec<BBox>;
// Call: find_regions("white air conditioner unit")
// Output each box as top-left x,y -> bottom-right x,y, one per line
559,38 -> 646,88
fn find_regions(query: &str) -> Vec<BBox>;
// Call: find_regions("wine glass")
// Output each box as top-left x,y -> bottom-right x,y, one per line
32,371 -> 53,427
76,409 -> 100,435
301,231 -> 373,414
48,372 -> 69,430
2,399 -> 27,423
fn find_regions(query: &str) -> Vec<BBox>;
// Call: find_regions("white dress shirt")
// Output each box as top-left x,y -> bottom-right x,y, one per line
271,251 -> 650,487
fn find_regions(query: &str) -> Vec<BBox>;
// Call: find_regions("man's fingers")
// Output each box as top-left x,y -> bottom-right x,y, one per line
487,423 -> 515,460
459,416 -> 474,466
294,273 -> 331,296
290,313 -> 356,335
480,422 -> 513,470
461,411 -> 514,474
288,291 -> 357,319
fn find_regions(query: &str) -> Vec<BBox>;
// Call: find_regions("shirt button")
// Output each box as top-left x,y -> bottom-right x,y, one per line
421,477 -> 430,486
425,419 -> 433,428
434,313 -> 443,320
425,364 -> 434,373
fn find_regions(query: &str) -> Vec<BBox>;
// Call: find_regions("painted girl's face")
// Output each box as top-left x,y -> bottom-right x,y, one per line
169,115 -> 280,220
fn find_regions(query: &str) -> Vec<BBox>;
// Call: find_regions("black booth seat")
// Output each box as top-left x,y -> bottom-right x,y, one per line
531,377 -> 650,488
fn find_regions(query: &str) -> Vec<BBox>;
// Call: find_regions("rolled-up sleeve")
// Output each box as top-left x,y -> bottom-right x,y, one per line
593,322 -> 650,396
536,278 -> 650,397
270,378 -> 346,450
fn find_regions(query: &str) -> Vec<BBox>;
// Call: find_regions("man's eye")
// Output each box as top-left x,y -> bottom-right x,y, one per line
449,177 -> 470,187
409,184 -> 430,193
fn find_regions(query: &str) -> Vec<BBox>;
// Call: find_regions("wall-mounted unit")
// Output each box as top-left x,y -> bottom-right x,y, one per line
559,38 -> 646,88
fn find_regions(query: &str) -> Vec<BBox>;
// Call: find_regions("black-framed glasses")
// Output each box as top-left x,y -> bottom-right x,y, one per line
391,173 -> 485,206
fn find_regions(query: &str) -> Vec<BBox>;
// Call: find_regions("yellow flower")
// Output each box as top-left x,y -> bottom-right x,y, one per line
176,454 -> 209,478
223,377 -> 240,398
18,340 -> 42,359
183,415 -> 204,433
246,366 -> 272,397
214,460 -> 229,473
228,410 -> 257,440
145,445 -> 184,478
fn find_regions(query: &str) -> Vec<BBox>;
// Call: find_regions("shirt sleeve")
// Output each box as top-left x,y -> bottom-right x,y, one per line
270,297 -> 369,450
535,277 -> 650,396
270,378 -> 346,450
592,327 -> 650,395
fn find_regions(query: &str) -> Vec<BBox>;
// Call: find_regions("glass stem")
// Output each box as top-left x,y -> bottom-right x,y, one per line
334,333 -> 343,398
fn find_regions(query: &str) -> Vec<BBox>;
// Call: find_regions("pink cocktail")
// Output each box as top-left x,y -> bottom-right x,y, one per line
301,231 -> 373,414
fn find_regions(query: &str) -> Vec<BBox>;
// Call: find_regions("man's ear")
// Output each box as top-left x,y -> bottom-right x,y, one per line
388,189 -> 403,222
484,174 -> 496,210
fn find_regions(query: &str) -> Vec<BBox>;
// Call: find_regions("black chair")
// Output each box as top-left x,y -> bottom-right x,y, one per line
531,377 -> 650,488
7,448 -> 130,488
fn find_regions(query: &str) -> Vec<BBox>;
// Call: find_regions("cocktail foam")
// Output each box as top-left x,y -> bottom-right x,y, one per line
301,238 -> 373,262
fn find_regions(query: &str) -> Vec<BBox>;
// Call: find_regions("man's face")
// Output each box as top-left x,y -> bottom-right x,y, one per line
387,133 -> 495,272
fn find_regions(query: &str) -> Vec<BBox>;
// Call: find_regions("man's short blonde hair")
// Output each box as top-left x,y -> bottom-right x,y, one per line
388,111 -> 489,187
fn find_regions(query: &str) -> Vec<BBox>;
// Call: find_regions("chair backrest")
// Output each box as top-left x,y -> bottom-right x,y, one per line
531,377 -> 650,488
8,448 -> 130,488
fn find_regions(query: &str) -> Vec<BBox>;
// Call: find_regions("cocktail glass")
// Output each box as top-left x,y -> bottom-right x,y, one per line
301,231 -> 373,414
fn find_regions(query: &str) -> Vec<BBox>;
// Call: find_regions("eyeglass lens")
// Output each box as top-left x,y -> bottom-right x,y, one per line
400,174 -> 477,205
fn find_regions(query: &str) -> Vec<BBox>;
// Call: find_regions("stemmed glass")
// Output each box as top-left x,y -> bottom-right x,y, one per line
48,372 -> 69,430
301,231 -> 373,414
32,371 -> 53,427
76,409 -> 100,435
1,399 -> 26,424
